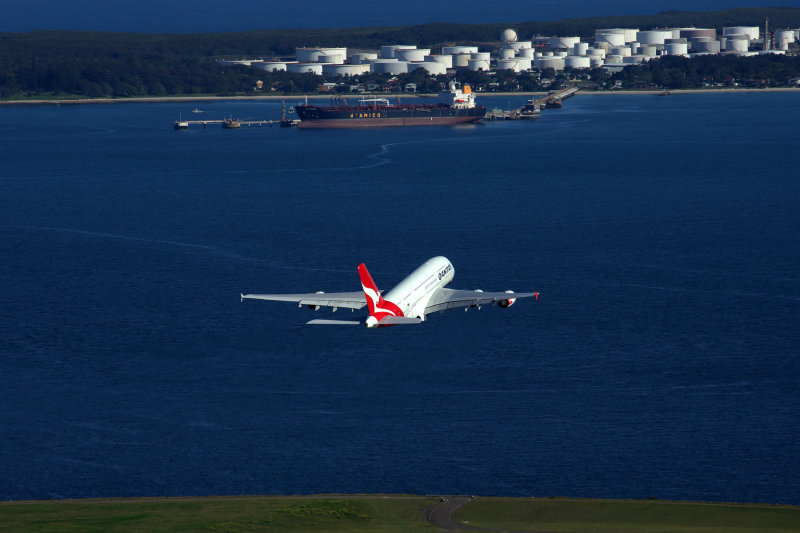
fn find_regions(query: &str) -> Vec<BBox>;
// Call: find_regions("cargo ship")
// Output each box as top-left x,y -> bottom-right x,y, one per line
295,82 -> 485,128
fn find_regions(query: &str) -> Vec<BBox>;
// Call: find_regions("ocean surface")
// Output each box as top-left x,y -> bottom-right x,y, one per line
1,92 -> 799,504
4,0 -> 781,33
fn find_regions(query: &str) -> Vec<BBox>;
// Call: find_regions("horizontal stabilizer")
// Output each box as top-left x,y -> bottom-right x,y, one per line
306,319 -> 363,325
378,316 -> 422,326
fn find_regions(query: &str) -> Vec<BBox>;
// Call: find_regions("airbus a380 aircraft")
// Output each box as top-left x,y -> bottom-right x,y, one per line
241,256 -> 538,327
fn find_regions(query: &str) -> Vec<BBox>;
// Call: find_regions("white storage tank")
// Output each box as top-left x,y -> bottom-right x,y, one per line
411,61 -> 447,75
604,55 -> 622,64
534,57 -> 565,71
471,52 -> 491,61
287,63 -> 323,74
442,45 -> 478,55
253,62 -> 287,72
295,47 -> 347,62
726,36 -> 749,52
565,56 -> 591,69
574,42 -> 589,56
322,64 -> 370,76
612,46 -> 631,57
425,54 -> 453,68
623,55 -> 646,64
380,45 -> 416,59
501,48 -> 516,59
396,48 -> 430,62
452,54 -> 470,67
775,30 -> 795,50
665,42 -> 689,55
349,53 -> 378,64
640,45 -> 657,57
596,32 -> 625,47
318,53 -> 345,64
519,48 -> 535,59
550,36 -> 581,50
694,40 -> 721,53
467,58 -> 490,71
298,50 -> 322,62
517,57 -> 532,70
588,47 -> 606,59
724,26 -> 759,41
497,59 -> 521,72
372,60 -> 409,74
508,41 -> 532,51
590,57 -> 604,67
637,30 -> 671,45
596,28 -> 638,43
681,28 -> 716,40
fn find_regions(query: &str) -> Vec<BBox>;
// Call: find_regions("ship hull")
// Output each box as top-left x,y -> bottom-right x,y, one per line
296,104 -> 485,128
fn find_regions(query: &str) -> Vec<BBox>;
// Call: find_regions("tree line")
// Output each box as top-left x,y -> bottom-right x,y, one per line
1,7 -> 799,99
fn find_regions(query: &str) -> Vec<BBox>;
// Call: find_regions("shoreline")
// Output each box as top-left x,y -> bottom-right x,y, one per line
2,87 -> 799,106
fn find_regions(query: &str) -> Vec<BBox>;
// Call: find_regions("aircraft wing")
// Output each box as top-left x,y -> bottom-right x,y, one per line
241,291 -> 367,310
424,288 -> 538,314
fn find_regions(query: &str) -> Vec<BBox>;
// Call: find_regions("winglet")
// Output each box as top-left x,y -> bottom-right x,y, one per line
534,292 -> 539,301
240,293 -> 244,303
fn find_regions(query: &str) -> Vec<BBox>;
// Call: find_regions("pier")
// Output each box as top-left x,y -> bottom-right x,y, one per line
174,117 -> 299,130
485,87 -> 578,120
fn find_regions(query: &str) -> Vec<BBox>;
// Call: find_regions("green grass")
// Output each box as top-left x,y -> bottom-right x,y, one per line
0,496 -> 438,533
455,497 -> 800,533
2,495 -> 799,533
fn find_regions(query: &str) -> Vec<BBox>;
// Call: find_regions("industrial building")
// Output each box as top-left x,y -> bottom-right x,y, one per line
221,20 -> 799,82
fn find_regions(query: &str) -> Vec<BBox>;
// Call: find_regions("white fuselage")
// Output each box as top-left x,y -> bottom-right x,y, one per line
382,256 -> 454,320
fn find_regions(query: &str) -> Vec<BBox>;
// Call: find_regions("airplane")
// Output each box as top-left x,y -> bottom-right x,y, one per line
241,256 -> 538,327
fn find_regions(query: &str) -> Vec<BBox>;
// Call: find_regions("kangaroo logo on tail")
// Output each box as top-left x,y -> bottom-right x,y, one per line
358,263 -> 404,322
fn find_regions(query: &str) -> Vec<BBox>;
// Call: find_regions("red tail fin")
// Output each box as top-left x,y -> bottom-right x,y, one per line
357,263 -> 403,320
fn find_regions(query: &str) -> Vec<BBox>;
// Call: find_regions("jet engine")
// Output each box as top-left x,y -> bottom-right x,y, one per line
497,290 -> 517,308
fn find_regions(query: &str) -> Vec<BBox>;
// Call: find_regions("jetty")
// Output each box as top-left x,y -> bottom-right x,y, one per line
485,87 -> 578,120
174,117 -> 298,130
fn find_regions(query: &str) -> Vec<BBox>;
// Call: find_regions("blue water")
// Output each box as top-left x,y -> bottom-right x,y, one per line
3,0 -> 782,33
1,93 -> 799,503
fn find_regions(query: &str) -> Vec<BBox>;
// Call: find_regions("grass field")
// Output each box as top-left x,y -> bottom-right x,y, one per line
1,495 -> 799,532
0,495 -> 437,533
455,497 -> 800,533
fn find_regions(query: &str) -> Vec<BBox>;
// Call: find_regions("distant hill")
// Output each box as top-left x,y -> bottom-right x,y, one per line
1,7 -> 799,99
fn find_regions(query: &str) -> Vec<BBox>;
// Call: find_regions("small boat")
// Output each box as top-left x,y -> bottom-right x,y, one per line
659,90 -> 671,96
174,113 -> 189,130
222,117 -> 241,129
191,108 -> 204,113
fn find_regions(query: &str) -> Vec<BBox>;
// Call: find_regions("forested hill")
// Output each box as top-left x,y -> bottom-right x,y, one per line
1,7 -> 799,99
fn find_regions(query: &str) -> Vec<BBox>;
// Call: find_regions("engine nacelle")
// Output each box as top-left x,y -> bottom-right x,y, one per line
498,290 -> 516,309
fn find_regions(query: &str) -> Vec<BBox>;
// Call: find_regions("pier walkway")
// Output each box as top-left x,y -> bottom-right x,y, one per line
485,87 -> 578,120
